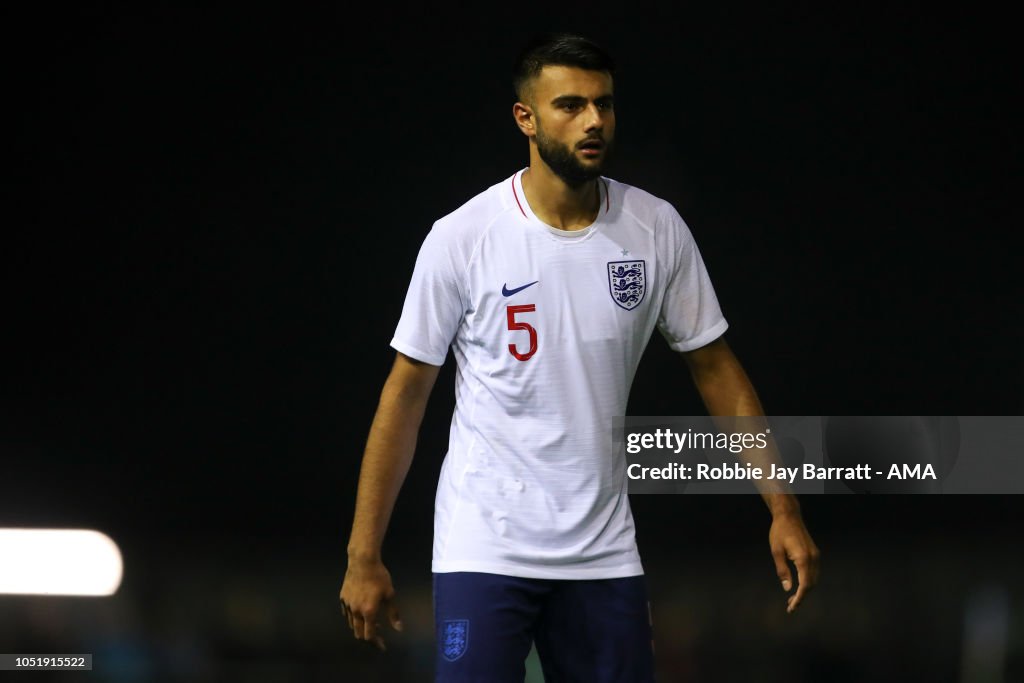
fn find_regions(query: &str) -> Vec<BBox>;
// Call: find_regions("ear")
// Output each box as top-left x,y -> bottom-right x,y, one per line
512,101 -> 535,138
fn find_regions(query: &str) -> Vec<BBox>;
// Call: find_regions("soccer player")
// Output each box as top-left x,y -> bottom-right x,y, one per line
340,33 -> 820,682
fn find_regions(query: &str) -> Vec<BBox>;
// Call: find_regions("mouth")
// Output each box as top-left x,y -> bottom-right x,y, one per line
577,139 -> 605,158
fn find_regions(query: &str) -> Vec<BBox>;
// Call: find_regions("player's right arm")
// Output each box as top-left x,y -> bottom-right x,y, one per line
340,350 -> 441,650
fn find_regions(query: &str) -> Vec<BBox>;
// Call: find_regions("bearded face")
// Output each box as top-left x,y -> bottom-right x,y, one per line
534,114 -> 613,188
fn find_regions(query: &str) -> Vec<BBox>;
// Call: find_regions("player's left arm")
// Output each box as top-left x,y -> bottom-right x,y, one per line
681,335 -> 821,613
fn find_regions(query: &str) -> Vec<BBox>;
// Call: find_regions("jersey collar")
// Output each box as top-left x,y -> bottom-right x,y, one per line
511,169 -> 610,239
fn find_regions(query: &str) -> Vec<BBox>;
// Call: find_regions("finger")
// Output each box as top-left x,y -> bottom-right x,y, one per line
365,620 -> 386,652
771,546 -> 792,591
793,546 -> 821,589
354,610 -> 370,643
362,610 -> 379,645
787,581 -> 809,613
387,601 -> 404,632
796,560 -> 819,595
342,603 -> 353,631
786,554 -> 818,613
805,546 -> 822,587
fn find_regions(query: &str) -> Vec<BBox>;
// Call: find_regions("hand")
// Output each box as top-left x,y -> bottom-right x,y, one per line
339,557 -> 403,650
768,511 -> 820,614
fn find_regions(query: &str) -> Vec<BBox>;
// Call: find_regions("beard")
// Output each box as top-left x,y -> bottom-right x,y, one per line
534,123 -> 612,188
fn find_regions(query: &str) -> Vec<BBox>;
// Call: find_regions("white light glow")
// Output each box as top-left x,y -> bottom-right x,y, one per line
0,528 -> 123,596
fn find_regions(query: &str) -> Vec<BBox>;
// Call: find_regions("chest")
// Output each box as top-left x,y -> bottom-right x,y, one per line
463,231 -> 661,357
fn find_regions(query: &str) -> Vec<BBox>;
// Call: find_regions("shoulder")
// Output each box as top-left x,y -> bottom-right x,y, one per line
428,174 -> 519,247
604,176 -> 693,239
406,173 -> 520,280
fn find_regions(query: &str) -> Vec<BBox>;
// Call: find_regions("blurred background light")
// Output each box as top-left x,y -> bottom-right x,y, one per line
0,529 -> 123,596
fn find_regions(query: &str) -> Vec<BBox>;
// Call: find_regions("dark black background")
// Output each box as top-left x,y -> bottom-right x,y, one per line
2,4 -> 1021,682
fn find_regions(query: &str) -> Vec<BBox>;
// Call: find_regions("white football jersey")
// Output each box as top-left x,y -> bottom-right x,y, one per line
391,169 -> 728,579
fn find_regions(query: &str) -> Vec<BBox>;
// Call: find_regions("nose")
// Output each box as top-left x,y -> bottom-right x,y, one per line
583,103 -> 605,132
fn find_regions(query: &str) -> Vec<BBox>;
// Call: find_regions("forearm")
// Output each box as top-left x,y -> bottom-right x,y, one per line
686,340 -> 800,518
347,357 -> 437,562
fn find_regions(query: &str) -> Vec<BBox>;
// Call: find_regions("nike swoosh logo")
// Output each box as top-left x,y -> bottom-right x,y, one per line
502,281 -> 539,297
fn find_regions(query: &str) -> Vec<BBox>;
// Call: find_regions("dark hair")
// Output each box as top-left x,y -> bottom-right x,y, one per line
512,33 -> 615,102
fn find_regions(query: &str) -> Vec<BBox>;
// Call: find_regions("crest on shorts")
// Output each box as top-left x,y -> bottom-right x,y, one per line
608,260 -> 646,310
442,619 -> 470,661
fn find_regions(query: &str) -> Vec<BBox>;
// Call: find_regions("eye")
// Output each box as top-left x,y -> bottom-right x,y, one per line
561,102 -> 580,112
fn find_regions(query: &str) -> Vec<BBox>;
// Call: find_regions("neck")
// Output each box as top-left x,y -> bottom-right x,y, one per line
521,158 -> 601,231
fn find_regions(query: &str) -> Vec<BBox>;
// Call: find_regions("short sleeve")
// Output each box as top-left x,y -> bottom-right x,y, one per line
390,224 -> 467,366
656,206 -> 729,352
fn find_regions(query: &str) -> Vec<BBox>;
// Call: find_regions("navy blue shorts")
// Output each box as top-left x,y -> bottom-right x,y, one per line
433,572 -> 655,683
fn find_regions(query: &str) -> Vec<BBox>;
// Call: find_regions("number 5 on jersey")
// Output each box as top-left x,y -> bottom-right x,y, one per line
506,304 -> 537,361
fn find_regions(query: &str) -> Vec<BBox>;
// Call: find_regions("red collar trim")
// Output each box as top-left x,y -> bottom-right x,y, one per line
511,172 -> 527,218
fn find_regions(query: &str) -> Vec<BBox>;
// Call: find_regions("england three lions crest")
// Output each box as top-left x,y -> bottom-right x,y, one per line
608,260 -> 646,310
442,619 -> 469,661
